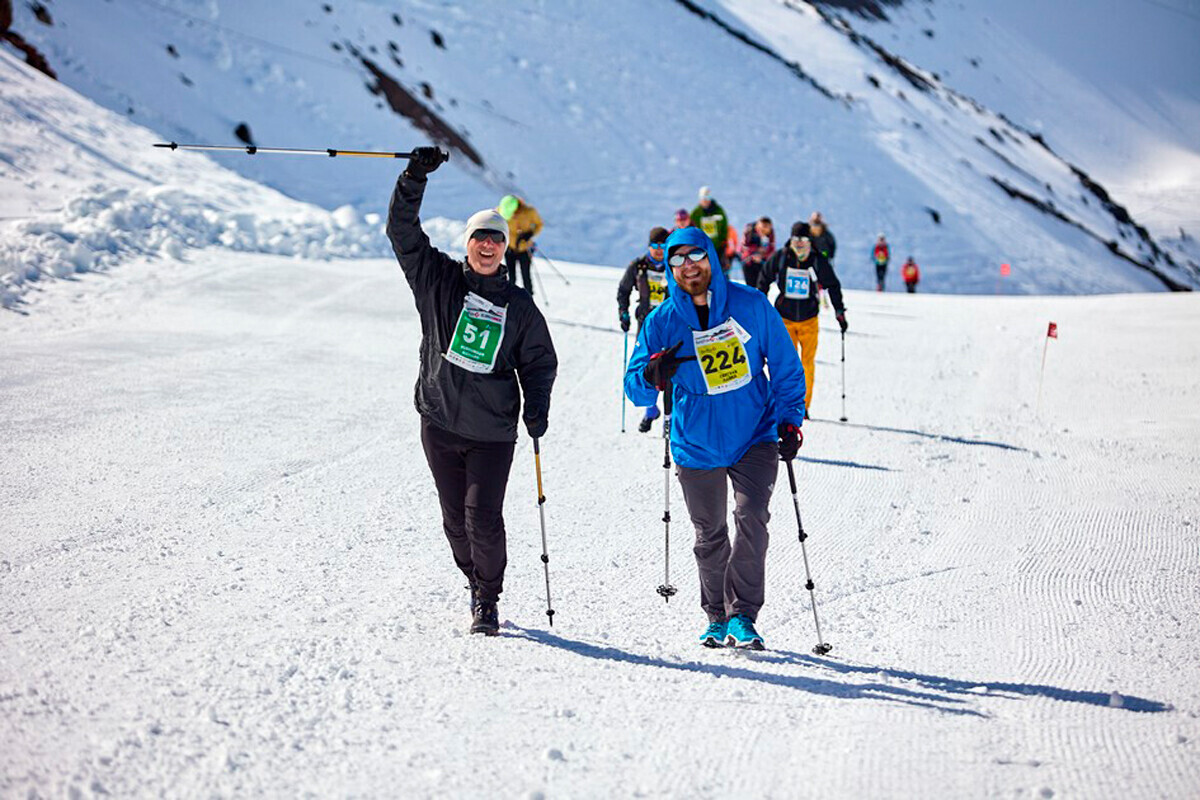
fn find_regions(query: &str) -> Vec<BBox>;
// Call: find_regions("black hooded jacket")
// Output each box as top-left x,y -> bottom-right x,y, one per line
387,173 -> 557,443
616,254 -> 669,326
758,245 -> 845,323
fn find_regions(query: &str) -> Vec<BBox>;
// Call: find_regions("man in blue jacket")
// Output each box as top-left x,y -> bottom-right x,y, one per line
624,227 -> 807,650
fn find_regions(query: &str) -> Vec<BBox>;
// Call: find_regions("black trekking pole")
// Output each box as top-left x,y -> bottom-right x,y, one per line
531,260 -> 550,307
657,382 -> 678,602
620,329 -> 629,433
532,438 -> 556,626
533,247 -> 572,286
785,460 -> 832,655
839,329 -> 848,423
153,141 -> 443,161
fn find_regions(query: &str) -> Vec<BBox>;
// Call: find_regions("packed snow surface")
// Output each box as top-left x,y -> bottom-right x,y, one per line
3,244 -> 1199,797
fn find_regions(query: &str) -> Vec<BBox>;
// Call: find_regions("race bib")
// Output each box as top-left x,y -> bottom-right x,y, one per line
444,292 -> 507,374
692,319 -> 751,395
785,267 -> 813,300
702,218 -> 719,237
647,272 -> 667,307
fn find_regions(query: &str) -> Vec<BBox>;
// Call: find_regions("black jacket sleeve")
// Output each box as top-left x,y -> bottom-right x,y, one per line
513,307 -> 559,431
814,251 -> 846,315
386,173 -> 460,300
616,259 -> 639,315
758,249 -> 783,295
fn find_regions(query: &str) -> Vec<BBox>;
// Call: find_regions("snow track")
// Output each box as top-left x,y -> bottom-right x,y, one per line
2,252 -> 1199,797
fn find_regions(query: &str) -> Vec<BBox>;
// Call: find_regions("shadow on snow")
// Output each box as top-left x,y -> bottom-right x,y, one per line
511,626 -> 984,717
811,418 -> 1028,452
755,649 -> 1172,714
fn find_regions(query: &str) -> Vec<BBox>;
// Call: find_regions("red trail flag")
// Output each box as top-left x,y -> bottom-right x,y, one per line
1047,321 -> 1058,339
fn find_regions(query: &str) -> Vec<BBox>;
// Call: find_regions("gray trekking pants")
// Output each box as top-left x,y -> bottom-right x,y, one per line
676,441 -> 778,623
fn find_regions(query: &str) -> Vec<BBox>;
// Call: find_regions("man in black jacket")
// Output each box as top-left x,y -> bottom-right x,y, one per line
387,147 -> 558,636
616,226 -> 670,432
758,222 -> 847,417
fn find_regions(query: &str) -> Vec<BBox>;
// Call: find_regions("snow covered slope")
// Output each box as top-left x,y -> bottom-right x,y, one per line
0,48 -> 474,310
5,0 -> 1198,293
2,238 -> 1199,796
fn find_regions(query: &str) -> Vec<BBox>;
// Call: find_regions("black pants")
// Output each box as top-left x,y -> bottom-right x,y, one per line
420,419 -> 516,603
875,264 -> 887,290
742,259 -> 763,292
905,281 -> 917,293
505,249 -> 534,298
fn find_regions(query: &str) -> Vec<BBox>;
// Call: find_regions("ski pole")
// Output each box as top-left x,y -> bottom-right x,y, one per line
839,329 -> 848,423
534,247 -> 572,286
532,437 -> 556,626
534,261 -> 550,306
785,460 -> 832,655
152,141 -> 439,160
657,382 -> 678,602
620,329 -> 629,433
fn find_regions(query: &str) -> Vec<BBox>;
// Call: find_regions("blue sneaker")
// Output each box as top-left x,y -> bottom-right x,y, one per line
699,619 -> 727,648
725,615 -> 765,650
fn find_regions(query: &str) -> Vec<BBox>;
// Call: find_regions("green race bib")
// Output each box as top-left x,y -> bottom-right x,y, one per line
445,292 -> 507,374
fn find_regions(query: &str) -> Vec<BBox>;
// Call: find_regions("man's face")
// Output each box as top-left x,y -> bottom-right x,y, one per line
791,236 -> 812,260
466,230 -> 505,275
756,221 -> 772,237
700,197 -> 712,209
669,245 -> 712,297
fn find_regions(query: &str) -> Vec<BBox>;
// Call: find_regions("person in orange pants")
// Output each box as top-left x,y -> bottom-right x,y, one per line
782,317 -> 820,412
758,222 -> 847,415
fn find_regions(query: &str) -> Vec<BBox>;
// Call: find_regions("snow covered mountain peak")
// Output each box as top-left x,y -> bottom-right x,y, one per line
3,0 -> 1199,297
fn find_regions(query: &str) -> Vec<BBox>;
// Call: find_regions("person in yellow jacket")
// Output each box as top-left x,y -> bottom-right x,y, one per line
498,194 -> 543,300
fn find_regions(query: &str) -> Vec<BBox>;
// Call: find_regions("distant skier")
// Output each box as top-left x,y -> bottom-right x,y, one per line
625,226 -> 808,651
809,211 -> 836,263
617,226 -> 671,432
690,187 -> 731,275
389,148 -> 558,636
873,234 -> 890,292
758,222 -> 847,416
672,208 -> 693,232
739,216 -> 776,292
498,194 -> 543,302
902,256 -> 920,293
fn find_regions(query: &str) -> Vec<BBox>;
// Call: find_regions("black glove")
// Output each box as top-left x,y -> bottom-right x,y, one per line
836,313 -> 848,333
778,423 -> 803,461
619,311 -> 631,332
525,411 -> 548,439
516,231 -> 534,245
642,342 -> 695,391
404,146 -> 448,180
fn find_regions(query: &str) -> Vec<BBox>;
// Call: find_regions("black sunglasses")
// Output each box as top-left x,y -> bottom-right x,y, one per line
470,230 -> 506,245
668,249 -> 708,268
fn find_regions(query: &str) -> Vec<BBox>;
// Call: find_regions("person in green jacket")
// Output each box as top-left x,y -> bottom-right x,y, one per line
690,186 -> 730,275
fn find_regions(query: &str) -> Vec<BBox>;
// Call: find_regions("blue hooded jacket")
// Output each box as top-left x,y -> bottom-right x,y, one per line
624,226 -> 807,469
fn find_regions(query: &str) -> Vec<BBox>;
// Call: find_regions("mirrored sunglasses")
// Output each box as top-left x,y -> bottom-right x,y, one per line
668,249 -> 708,268
470,230 -> 506,245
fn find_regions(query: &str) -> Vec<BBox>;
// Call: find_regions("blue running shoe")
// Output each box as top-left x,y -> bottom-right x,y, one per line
725,614 -> 765,650
699,619 -> 727,648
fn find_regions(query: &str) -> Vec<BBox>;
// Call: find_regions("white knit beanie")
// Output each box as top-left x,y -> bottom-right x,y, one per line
463,209 -> 509,249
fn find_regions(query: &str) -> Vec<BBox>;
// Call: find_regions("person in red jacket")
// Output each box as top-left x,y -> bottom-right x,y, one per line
902,256 -> 920,293
739,217 -> 775,292
873,234 -> 890,292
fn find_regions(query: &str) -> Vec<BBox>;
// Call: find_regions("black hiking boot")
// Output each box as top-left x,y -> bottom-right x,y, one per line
470,601 -> 499,636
